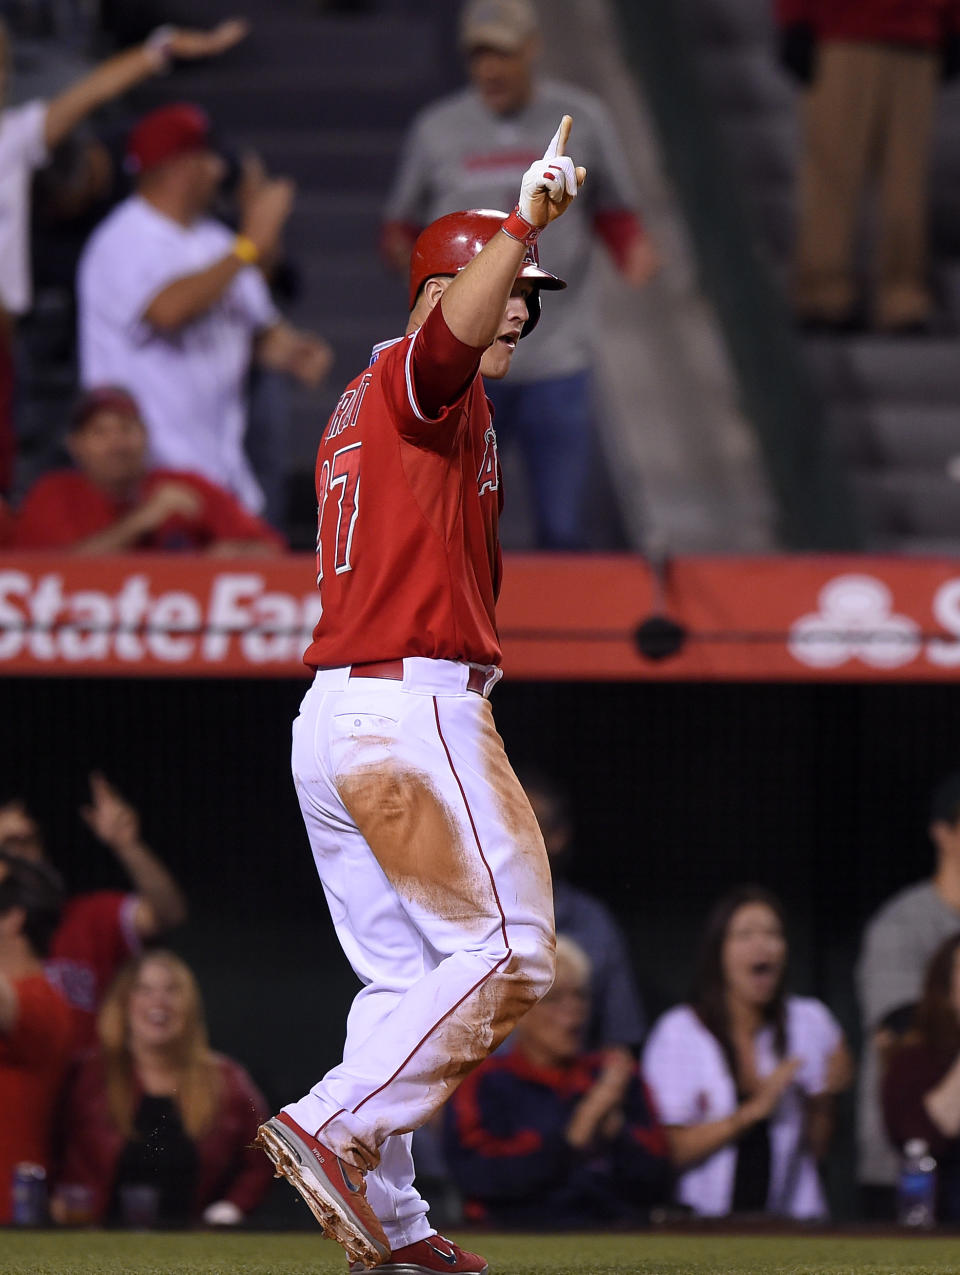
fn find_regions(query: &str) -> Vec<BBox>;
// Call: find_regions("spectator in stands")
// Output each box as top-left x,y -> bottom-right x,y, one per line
381,0 -> 657,549
0,16 -> 250,494
54,949 -> 273,1227
0,773 -> 187,1051
777,0 -> 959,333
444,935 -> 670,1227
883,932 -> 960,1222
855,772 -> 960,1219
0,850 -> 72,1224
77,102 -> 333,516
14,385 -> 285,554
643,885 -> 851,1218
521,768 -> 645,1056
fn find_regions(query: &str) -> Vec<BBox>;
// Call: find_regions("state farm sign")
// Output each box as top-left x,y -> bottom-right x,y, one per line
0,564 -> 320,673
4,554 -> 960,681
788,573 -> 960,671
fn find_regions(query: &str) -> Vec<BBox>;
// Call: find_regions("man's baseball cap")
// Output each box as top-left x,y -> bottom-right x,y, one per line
459,0 -> 539,53
69,386 -> 142,432
126,103 -> 214,175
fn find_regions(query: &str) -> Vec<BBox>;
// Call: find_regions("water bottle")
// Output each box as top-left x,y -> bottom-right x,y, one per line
897,1138 -> 937,1229
11,1163 -> 47,1226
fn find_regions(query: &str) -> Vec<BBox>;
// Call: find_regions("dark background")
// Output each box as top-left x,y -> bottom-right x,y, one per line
4,675 -> 958,1218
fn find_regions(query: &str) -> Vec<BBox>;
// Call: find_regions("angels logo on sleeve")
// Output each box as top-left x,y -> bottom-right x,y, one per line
477,424 -> 499,495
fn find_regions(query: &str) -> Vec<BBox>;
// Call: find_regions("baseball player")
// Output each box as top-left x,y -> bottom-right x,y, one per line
257,117 -> 586,1274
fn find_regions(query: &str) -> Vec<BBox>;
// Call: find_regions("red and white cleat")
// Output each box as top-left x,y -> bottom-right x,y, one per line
349,1235 -> 489,1275
256,1112 -> 390,1269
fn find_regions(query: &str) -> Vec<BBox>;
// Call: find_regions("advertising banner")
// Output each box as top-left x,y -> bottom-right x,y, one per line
3,553 -> 960,680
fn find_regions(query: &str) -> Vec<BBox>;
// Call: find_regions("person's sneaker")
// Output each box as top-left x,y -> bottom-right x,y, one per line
349,1235 -> 488,1274
256,1113 -> 390,1269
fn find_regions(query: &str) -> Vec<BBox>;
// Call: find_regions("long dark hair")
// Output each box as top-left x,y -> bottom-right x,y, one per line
901,933 -> 960,1066
691,885 -> 789,1090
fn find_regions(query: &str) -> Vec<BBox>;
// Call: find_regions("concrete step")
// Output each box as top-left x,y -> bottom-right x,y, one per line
831,403 -> 960,471
283,191 -> 384,254
231,129 -> 405,192
692,44 -> 793,113
149,70 -> 428,130
215,13 -> 442,75
297,252 -> 399,317
803,336 -> 960,405
745,187 -> 794,260
853,470 -> 960,542
717,114 -> 797,186
686,0 -> 779,45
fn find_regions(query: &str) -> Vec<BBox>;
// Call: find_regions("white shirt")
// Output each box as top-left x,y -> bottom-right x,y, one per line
643,998 -> 842,1218
0,100 -> 48,314
78,196 -> 279,512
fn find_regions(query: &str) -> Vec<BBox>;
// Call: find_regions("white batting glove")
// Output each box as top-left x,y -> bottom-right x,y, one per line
503,115 -> 586,244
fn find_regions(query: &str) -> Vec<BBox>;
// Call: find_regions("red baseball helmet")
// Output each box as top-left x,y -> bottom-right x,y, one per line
408,208 -> 565,337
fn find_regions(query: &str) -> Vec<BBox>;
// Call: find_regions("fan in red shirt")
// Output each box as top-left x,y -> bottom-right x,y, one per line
0,775 -> 187,1053
257,118 -> 586,1275
0,851 -> 73,1224
13,385 -> 285,554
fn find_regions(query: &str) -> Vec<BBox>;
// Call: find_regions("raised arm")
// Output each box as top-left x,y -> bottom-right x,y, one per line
44,20 -> 249,152
79,773 -> 187,936
144,179 -> 293,332
439,115 -> 585,348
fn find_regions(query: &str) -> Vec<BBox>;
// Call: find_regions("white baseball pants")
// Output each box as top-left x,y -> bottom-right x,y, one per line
284,658 -> 556,1249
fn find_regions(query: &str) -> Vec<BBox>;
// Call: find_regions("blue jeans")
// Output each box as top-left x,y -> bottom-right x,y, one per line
245,366 -> 292,533
484,368 -> 593,550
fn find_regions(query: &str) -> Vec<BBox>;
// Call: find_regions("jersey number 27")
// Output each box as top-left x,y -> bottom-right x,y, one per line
316,441 -> 361,586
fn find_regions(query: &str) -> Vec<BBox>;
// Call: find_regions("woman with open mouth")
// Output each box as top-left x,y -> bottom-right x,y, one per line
53,950 -> 273,1228
643,885 -> 852,1218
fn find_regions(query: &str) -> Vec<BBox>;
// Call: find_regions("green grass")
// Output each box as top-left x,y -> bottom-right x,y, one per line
4,1231 -> 960,1275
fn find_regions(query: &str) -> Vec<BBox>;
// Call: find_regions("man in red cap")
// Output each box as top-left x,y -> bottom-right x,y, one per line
0,16 -> 247,495
14,385 -> 283,554
77,102 -> 332,516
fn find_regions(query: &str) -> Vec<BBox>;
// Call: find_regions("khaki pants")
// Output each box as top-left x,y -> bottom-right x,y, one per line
794,41 -> 938,328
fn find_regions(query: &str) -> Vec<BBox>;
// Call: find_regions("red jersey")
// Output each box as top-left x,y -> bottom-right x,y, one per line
303,304 -> 503,670
14,468 -> 284,552
0,974 -> 73,1221
777,0 -> 960,46
45,891 -> 140,1052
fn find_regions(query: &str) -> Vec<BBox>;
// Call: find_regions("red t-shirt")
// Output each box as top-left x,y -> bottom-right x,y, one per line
0,974 -> 73,1222
776,0 -> 959,47
303,304 -> 503,670
13,468 -> 284,552
45,891 -> 140,1052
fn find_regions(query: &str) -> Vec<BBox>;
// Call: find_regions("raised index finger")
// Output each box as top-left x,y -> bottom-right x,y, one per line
545,114 -> 572,159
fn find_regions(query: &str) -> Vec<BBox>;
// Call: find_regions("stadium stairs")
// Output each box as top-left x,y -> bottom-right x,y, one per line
14,0 -> 789,553
688,0 -> 960,554
143,0 -> 784,553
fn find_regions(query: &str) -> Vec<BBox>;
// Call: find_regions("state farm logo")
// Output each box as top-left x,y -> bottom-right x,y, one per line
0,571 -> 319,665
789,574 -> 923,669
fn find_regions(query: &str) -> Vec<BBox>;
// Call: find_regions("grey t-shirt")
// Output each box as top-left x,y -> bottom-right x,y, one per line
855,880 -> 960,1186
384,78 -> 640,382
